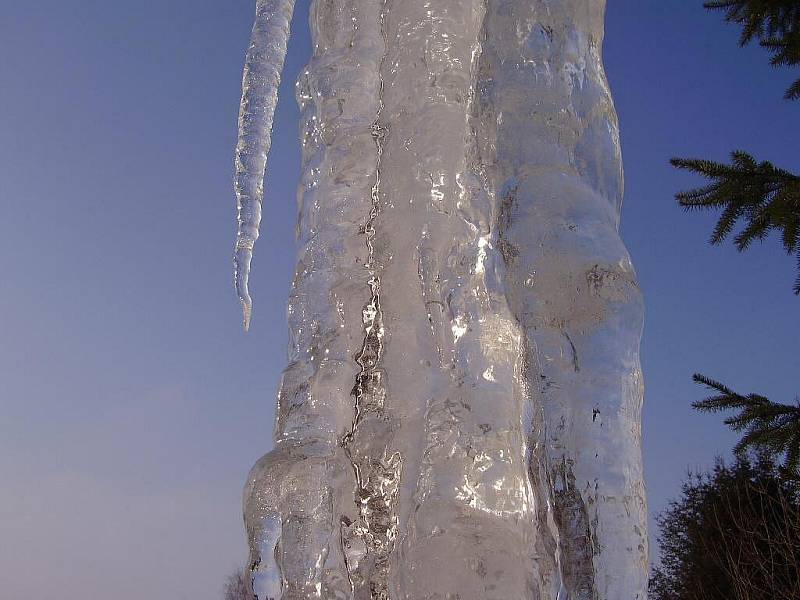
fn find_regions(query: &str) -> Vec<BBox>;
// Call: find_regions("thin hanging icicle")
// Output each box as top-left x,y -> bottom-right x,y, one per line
233,0 -> 296,331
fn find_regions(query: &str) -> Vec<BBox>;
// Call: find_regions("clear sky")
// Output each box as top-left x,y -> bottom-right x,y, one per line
1,2 -> 798,599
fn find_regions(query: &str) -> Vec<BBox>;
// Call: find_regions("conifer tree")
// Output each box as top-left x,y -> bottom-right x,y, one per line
650,455 -> 800,600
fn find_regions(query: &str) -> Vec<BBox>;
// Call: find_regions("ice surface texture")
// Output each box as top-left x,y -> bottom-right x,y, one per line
238,1 -> 647,598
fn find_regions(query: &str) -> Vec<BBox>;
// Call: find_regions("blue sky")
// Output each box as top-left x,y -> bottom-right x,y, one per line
1,2 -> 798,598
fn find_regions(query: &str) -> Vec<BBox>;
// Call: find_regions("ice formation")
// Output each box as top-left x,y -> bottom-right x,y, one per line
235,1 -> 647,598
234,0 -> 297,331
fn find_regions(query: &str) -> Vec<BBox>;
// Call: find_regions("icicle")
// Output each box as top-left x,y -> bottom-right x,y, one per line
233,0 -> 296,331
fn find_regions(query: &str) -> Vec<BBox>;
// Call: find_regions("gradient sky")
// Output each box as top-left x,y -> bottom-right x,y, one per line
1,2 -> 798,599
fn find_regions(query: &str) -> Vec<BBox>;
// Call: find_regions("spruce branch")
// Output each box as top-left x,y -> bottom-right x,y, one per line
704,0 -> 800,100
693,373 -> 800,474
670,152 -> 800,294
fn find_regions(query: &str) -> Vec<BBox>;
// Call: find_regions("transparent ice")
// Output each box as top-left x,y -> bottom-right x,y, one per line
234,0 -> 297,331
234,1 -> 647,598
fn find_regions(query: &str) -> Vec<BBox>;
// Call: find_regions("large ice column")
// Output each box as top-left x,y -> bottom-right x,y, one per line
477,1 -> 648,598
243,1 -> 384,597
373,1 -> 560,597
239,0 -> 647,598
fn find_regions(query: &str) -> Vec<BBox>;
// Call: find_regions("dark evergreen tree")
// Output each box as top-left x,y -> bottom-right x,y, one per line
650,455 -> 800,600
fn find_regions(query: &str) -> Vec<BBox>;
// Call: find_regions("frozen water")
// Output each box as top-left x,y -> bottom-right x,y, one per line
237,1 -> 647,598
234,0 -> 297,331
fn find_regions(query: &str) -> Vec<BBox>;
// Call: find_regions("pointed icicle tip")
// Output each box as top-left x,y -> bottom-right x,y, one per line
241,300 -> 252,333
234,245 -> 253,332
